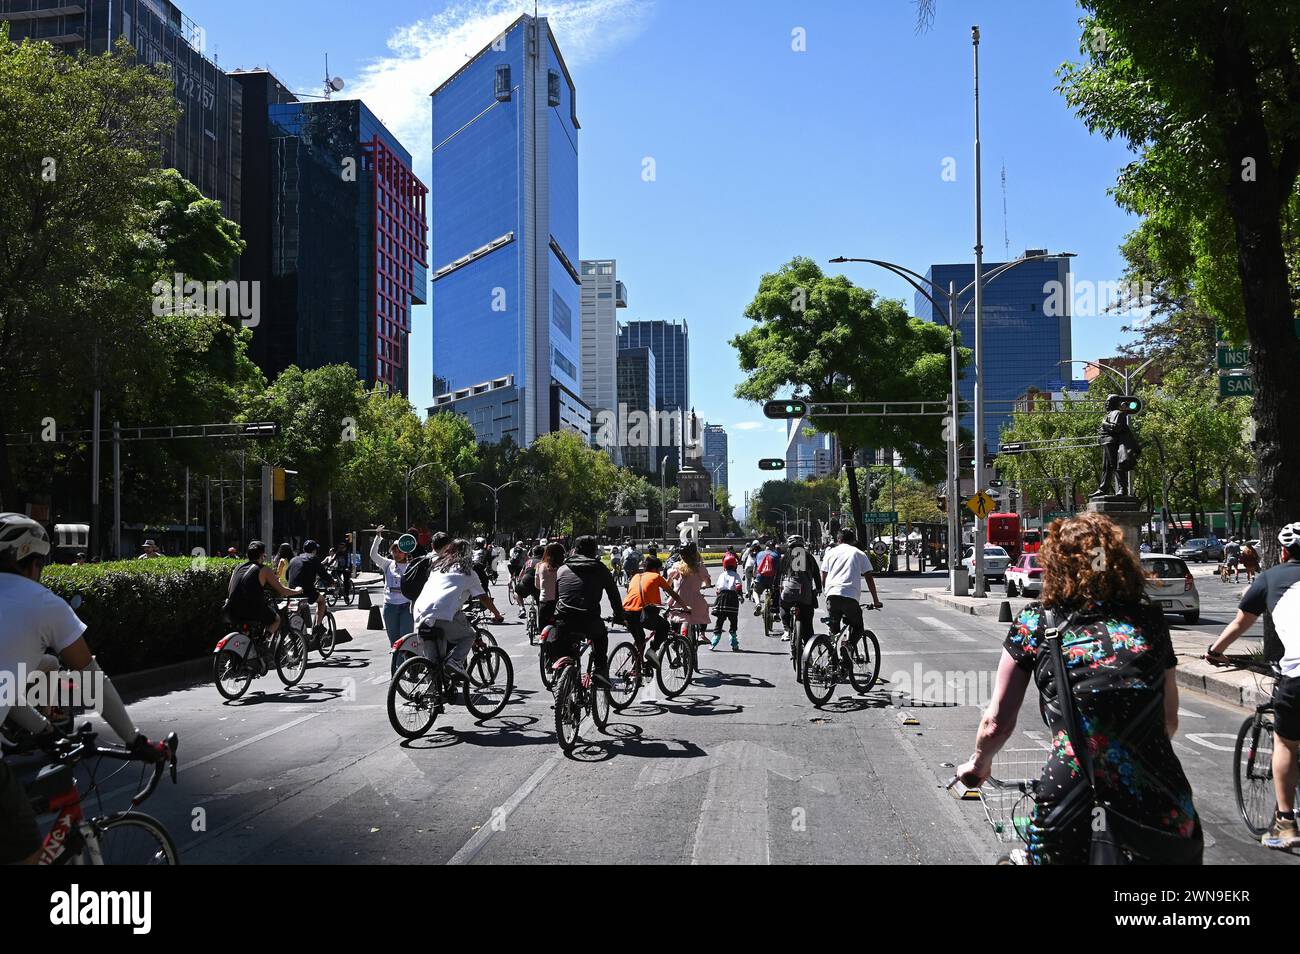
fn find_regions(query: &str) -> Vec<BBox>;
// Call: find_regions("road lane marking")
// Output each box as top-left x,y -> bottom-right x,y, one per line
916,617 -> 977,642
447,752 -> 563,865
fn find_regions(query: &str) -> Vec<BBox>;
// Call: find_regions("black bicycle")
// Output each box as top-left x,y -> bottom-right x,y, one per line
801,603 -> 882,707
1225,657 -> 1300,836
552,636 -> 612,754
607,627 -> 693,708
387,627 -> 513,738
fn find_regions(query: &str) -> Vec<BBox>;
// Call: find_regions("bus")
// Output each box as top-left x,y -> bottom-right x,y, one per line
986,512 -> 1023,563
1021,528 -> 1043,555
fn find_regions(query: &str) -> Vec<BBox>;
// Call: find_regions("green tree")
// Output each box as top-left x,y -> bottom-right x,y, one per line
1058,0 -> 1300,561
732,257 -> 966,542
520,431 -> 620,538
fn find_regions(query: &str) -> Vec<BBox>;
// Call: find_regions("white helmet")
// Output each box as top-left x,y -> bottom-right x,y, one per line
1279,523 -> 1300,549
0,512 -> 51,564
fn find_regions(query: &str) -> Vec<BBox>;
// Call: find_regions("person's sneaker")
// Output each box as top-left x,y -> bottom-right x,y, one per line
752,604 -> 762,617
444,658 -> 470,681
730,640 -> 740,652
1262,813 -> 1300,849
780,633 -> 791,642
591,672 -> 613,691
711,633 -> 722,649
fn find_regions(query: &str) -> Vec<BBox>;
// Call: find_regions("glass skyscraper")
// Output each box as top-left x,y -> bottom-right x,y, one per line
616,347 -> 656,473
1,0 -> 243,224
917,251 -> 1073,452
427,13 -> 586,446
702,423 -> 729,491
618,319 -> 690,414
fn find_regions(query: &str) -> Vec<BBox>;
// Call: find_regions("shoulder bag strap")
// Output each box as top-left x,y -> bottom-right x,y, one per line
1043,608 -> 1098,791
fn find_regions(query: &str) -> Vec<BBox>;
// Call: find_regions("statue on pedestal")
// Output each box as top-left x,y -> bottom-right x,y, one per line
1092,394 -> 1141,499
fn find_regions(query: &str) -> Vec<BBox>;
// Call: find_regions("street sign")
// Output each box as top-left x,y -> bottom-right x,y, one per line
863,511 -> 898,524
966,491 -> 995,520
1217,345 -> 1249,370
1043,510 -> 1070,522
1218,373 -> 1254,397
634,509 -> 649,523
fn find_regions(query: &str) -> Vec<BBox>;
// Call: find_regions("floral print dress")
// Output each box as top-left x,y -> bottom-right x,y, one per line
1004,601 -> 1200,864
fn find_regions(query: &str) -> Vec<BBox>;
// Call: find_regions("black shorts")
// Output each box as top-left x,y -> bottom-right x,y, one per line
1274,675 -> 1300,741
0,758 -> 40,864
827,595 -> 864,634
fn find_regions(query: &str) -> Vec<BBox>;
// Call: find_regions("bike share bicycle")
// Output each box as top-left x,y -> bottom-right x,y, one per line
212,598 -> 312,699
387,625 -> 513,738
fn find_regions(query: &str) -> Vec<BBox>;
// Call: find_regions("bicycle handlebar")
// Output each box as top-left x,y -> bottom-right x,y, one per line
43,725 -> 179,807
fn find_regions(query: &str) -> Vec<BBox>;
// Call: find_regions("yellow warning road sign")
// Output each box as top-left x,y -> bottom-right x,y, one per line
966,490 -> 995,519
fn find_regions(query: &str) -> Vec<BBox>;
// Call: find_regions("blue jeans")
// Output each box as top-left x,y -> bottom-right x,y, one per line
382,602 -> 414,646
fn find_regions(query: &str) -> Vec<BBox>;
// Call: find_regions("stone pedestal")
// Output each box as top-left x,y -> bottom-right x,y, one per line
1086,495 -> 1146,558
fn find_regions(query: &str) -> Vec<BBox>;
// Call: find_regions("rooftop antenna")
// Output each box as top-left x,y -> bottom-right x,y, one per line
323,53 -> 344,99
1001,160 -> 1010,258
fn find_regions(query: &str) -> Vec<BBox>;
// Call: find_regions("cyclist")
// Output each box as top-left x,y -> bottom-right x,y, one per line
779,534 -> 822,645
1208,520 -> 1300,849
411,538 -> 504,678
751,538 -> 781,616
0,513 -> 169,865
274,542 -> 294,586
552,536 -> 625,687
620,542 -> 642,586
537,541 -> 564,630
820,528 -> 883,651
226,540 -> 304,639
624,554 -> 690,664
471,537 -> 492,591
287,540 -> 334,637
667,542 -> 712,648
711,553 -> 743,650
742,539 -> 759,603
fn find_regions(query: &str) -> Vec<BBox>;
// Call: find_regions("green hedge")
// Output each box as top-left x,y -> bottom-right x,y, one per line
41,557 -> 242,675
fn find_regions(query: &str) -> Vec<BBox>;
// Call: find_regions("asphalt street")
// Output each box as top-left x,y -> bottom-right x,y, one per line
31,572 -> 1299,865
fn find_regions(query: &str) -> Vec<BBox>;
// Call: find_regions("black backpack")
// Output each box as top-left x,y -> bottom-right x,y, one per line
514,560 -> 538,598
399,553 -> 434,603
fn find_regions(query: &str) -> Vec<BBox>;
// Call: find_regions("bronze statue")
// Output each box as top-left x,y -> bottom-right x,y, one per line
1092,394 -> 1141,498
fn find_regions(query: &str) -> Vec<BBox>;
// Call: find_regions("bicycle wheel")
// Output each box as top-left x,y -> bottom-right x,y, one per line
387,657 -> 439,738
762,595 -> 774,639
526,607 -> 538,645
554,667 -> 582,752
274,630 -> 308,686
606,642 -> 641,710
342,580 -> 355,606
325,588 -> 338,608
1235,710 -> 1277,836
539,647 -> 558,691
591,680 -> 611,733
464,647 -> 513,720
790,621 -> 804,683
656,636 -> 692,698
213,649 -> 251,700
476,627 -> 498,650
89,811 -> 179,865
801,636 -> 836,707
846,629 -> 882,694
317,614 -> 337,659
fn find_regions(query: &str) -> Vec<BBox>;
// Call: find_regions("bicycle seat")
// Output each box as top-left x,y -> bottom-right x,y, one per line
28,761 -> 74,800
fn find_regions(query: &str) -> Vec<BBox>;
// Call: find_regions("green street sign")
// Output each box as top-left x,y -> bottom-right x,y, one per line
1043,510 -> 1071,521
1217,345 -> 1249,370
1218,373 -> 1254,397
863,511 -> 899,524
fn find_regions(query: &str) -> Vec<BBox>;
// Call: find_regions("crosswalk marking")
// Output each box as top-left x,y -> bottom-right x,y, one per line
916,616 -> 978,642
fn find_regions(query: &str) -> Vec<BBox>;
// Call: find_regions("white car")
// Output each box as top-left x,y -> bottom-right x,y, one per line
1005,552 -> 1043,597
962,545 -> 1010,582
1141,554 -> 1200,624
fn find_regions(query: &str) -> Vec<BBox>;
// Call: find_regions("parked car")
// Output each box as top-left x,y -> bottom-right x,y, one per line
962,545 -> 1010,582
1005,552 -> 1043,597
1141,554 -> 1200,624
1174,538 -> 1224,563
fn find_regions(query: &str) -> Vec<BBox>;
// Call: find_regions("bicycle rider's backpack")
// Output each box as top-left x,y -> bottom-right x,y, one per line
514,560 -> 538,599
757,552 -> 776,578
399,553 -> 434,603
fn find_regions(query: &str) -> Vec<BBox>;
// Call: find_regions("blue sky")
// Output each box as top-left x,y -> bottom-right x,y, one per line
185,0 -> 1141,507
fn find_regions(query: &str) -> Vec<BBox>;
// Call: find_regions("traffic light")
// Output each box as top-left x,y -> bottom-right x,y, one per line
989,479 -> 1005,489
758,458 -> 785,471
1106,394 -> 1143,413
763,399 -> 808,419
961,456 -> 976,470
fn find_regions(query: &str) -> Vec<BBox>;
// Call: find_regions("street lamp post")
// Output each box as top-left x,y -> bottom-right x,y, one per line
972,24 -> 988,597
404,461 -> 438,530
660,453 -> 671,540
471,480 -> 521,543
444,470 -> 476,533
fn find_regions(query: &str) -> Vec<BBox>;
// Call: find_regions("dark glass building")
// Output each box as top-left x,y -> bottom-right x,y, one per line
233,71 -> 428,394
1,0 -> 243,223
619,319 -> 689,415
616,347 -> 657,474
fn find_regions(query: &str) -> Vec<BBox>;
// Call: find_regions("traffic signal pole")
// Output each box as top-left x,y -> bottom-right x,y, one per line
947,283 -> 961,591
971,24 -> 988,598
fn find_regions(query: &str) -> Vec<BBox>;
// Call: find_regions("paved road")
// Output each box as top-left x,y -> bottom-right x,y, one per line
34,574 -> 1299,864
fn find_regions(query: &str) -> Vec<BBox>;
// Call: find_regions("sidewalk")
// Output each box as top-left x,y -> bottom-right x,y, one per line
911,586 -> 1268,710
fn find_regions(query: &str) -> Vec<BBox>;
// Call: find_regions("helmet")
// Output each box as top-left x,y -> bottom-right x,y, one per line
475,537 -> 485,546
786,534 -> 805,548
1279,523 -> 1300,549
0,513 -> 50,564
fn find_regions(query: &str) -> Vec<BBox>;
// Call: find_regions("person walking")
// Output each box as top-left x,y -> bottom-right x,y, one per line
711,553 -> 743,650
370,526 -> 414,651
957,512 -> 1202,865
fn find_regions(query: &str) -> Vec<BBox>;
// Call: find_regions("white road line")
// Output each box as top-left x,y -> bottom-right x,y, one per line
1177,707 -> 1205,719
916,616 -> 978,642
446,752 -> 563,865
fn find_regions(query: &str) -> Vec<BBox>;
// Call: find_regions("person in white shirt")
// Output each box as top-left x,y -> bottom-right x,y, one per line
412,538 -> 504,676
370,526 -> 413,647
820,528 -> 883,647
0,513 -> 169,865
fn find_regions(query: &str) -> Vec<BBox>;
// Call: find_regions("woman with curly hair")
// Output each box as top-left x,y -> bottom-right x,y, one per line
956,511 -> 1202,864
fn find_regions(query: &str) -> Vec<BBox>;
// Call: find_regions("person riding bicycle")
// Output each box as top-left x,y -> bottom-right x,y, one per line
778,534 -> 822,644
624,554 -> 690,665
286,540 -> 334,637
0,512 -> 170,865
552,536 -> 626,688
1208,521 -> 1300,849
226,540 -> 304,639
471,537 -> 493,591
742,539 -> 760,602
666,542 -> 712,647
411,538 -> 504,679
820,528 -> 882,649
751,538 -> 782,616
620,543 -> 642,585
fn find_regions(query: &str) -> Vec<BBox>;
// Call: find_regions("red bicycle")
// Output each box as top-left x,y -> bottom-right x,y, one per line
24,724 -> 180,865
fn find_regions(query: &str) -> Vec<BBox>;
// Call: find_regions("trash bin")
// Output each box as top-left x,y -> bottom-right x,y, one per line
951,566 -> 969,596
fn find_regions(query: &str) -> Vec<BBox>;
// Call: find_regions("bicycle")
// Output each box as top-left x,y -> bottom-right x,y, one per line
212,601 -> 310,700
668,613 -> 708,678
801,603 -> 881,707
387,627 -> 514,738
1217,655 -> 1300,836
324,574 -> 354,608
524,599 -> 540,646
551,633 -> 615,753
607,625 -> 693,708
25,724 -> 180,865
947,769 -> 1040,865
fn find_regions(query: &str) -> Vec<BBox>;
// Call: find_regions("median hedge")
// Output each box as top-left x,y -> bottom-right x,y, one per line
41,557 -> 242,675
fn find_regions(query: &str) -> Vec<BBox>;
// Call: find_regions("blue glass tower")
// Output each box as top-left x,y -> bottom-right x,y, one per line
426,14 -> 586,445
916,252 -> 1073,452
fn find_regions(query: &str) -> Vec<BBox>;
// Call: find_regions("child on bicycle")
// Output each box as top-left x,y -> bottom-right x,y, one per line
711,553 -> 743,650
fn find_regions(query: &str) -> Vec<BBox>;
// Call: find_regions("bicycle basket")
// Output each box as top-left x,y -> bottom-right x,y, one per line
979,746 -> 1044,845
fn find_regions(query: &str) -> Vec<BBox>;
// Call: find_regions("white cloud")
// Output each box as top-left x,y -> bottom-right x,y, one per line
733,421 -> 765,431
350,0 -> 653,177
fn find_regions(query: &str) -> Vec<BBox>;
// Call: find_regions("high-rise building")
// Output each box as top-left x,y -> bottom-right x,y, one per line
426,13 -> 586,446
580,259 -> 627,461
786,420 -> 835,479
1,0 -> 243,223
619,319 -> 689,415
231,73 -> 428,394
917,251 -> 1073,452
616,347 -> 657,473
701,423 -> 729,491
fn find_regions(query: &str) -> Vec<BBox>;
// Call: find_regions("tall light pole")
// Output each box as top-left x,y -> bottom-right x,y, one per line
404,461 -> 438,530
444,470 -> 476,532
660,453 -> 672,541
829,249 -> 1074,594
971,24 -> 990,596
471,479 -> 521,542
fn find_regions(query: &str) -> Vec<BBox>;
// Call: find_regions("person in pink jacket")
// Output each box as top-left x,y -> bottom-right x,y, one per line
667,542 -> 713,643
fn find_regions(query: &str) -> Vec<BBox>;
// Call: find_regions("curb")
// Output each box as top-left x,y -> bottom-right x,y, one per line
113,656 -> 211,699
911,587 -> 1031,619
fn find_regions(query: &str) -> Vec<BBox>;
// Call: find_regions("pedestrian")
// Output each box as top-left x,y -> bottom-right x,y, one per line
369,525 -> 414,652
137,539 -> 162,559
711,553 -> 743,650
1241,541 -> 1261,582
957,511 -> 1202,865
